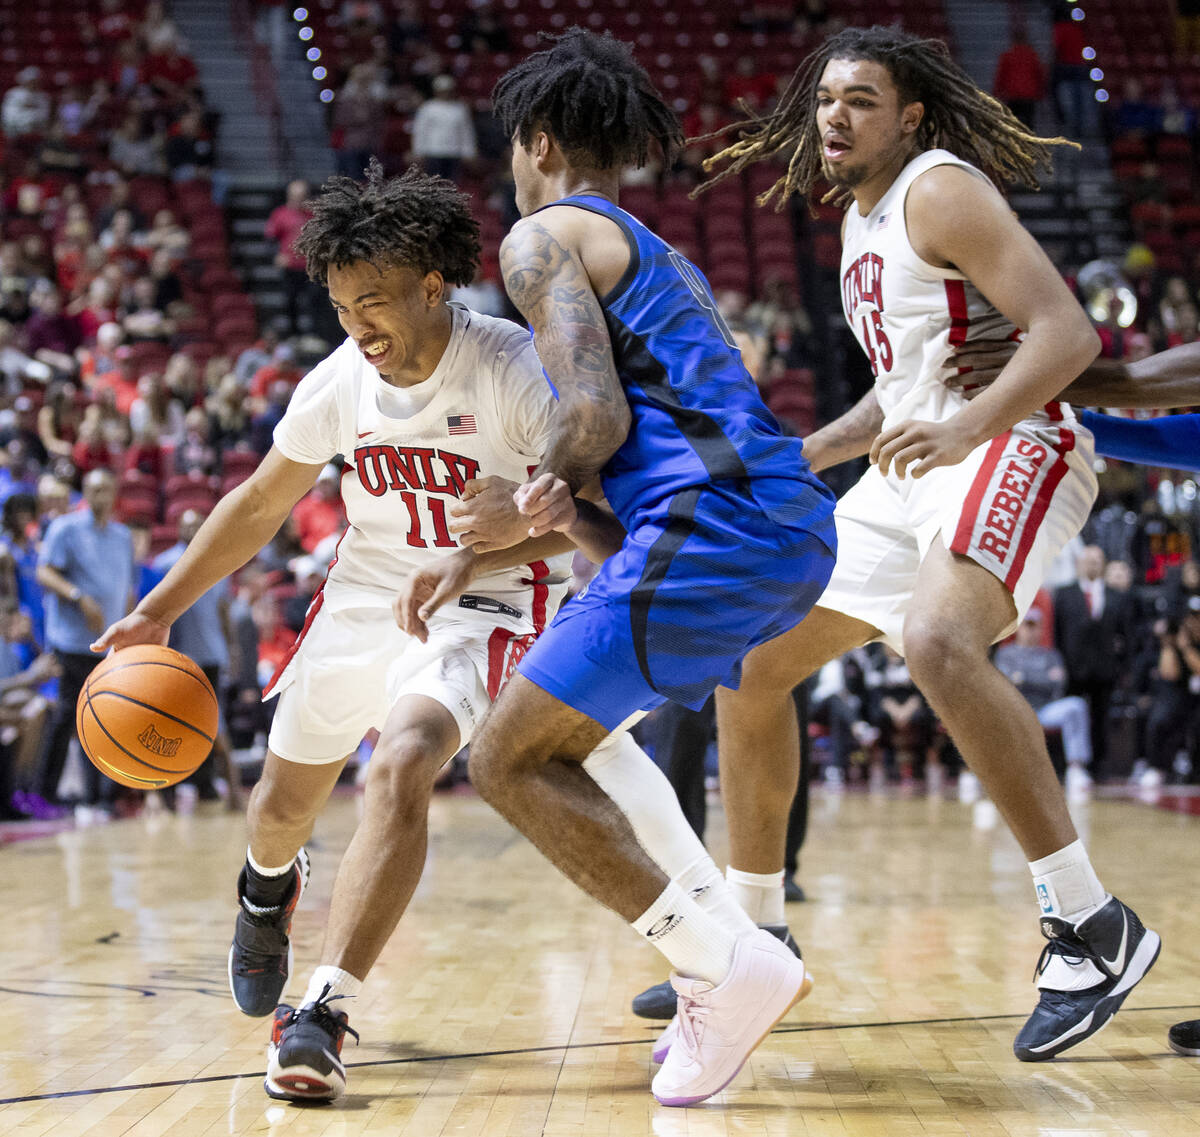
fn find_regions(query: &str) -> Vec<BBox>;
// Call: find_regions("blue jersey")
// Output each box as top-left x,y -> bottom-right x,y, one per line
535,194 -> 832,532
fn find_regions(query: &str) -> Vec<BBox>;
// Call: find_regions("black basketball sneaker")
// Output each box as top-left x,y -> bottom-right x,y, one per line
1168,1019 -> 1200,1057
1014,895 -> 1160,1062
228,847 -> 310,1017
632,923 -> 803,1021
265,984 -> 359,1101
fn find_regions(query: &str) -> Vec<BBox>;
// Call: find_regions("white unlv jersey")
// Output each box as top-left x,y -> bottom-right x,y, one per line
273,304 -> 567,620
840,148 -> 1080,433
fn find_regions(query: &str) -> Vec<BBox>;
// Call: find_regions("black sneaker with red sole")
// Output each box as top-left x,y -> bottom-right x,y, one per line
264,984 -> 359,1102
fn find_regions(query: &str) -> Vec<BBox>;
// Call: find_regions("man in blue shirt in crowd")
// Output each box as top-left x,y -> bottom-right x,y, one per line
149,508 -> 236,804
29,468 -> 134,816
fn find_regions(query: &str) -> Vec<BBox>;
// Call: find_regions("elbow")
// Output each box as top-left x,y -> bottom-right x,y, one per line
1074,320 -> 1102,369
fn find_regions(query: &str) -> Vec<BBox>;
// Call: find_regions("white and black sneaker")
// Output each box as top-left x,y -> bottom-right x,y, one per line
1014,895 -> 1160,1062
1169,1019 -> 1200,1056
265,984 -> 359,1101
228,848 -> 311,1017
632,923 -> 802,1021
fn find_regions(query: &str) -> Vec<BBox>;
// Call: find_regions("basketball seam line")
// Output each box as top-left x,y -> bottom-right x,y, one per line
86,657 -> 217,707
80,697 -> 194,778
86,691 -> 215,745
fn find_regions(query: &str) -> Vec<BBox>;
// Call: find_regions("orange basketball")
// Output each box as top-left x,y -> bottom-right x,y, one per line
76,645 -> 219,790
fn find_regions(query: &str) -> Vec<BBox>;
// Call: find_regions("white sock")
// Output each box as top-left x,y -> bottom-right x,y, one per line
727,866 -> 786,927
675,856 -> 758,938
302,965 -> 362,1009
632,881 -> 737,985
1028,839 -> 1107,923
247,847 -> 295,877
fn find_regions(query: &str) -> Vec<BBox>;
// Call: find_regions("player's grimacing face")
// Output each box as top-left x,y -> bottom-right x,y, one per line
327,259 -> 443,381
815,58 -> 921,188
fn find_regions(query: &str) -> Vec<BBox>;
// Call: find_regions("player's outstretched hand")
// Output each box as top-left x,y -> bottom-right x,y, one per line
514,474 -> 577,538
870,418 -> 977,479
943,338 -> 1020,395
394,550 -> 477,644
90,610 -> 170,654
448,476 -> 527,553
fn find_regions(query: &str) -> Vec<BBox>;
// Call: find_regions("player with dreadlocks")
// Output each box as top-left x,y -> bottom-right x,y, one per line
438,27 -> 837,1106
633,24 -> 1160,1064
96,161 -> 781,1104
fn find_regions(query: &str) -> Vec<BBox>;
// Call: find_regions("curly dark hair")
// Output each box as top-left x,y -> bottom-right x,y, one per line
296,160 -> 481,286
698,25 -> 1077,210
492,27 -> 683,171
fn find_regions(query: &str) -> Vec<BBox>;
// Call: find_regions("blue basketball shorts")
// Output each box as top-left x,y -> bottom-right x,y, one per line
517,484 -> 837,730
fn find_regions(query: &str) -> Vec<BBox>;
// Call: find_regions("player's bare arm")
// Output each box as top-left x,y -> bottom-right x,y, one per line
500,215 -> 631,508
93,447 -> 326,652
952,339 -> 1200,410
800,387 -> 885,472
393,528 -> 576,643
873,165 -> 1099,478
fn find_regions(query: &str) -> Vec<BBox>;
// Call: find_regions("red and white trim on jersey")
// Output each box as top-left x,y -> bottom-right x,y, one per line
263,527 -> 348,699
949,426 -> 1076,590
485,559 -> 551,700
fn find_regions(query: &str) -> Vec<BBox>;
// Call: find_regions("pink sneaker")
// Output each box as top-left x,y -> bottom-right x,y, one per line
651,928 -> 812,1106
651,1016 -> 678,1064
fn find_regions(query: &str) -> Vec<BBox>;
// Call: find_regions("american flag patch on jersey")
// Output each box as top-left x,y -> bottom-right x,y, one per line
877,212 -> 891,229
447,414 -> 477,435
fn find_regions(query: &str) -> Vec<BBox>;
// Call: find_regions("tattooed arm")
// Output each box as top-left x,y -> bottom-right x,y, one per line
800,388 -> 884,473
500,216 -> 631,495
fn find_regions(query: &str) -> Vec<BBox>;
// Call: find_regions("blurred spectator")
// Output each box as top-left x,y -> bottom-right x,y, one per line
93,345 -> 141,415
95,178 -> 146,234
0,492 -> 45,646
283,554 -> 326,633
175,407 -> 218,475
250,378 -> 293,453
150,508 -> 235,802
411,75 -> 477,182
141,39 -> 200,107
249,342 -> 302,403
455,1 -> 510,53
234,328 -> 281,385
1054,545 -> 1136,774
108,113 -> 165,177
291,463 -> 346,554
37,383 -> 81,461
0,603 -> 58,820
1177,0 -> 1200,56
207,374 -> 254,453
130,371 -> 186,445
145,210 -> 190,257
0,320 -> 51,393
27,469 -> 133,818
123,277 -> 174,344
995,609 -> 1093,793
149,248 -> 185,313
71,416 -> 116,479
333,64 -> 387,177
164,111 -> 216,181
252,593 -> 294,688
993,28 -> 1045,131
866,647 -> 936,782
723,56 -> 777,112
265,180 -> 319,336
1051,2 -> 1090,138
1114,79 -> 1163,137
2,67 -> 52,138
1139,603 -> 1200,786
1159,83 -> 1196,136
25,289 -> 82,379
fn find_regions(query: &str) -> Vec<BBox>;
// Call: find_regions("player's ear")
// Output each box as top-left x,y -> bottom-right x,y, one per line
901,101 -> 924,138
423,270 -> 446,306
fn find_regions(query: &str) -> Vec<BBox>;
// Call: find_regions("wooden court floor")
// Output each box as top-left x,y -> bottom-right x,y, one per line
1,784 -> 1198,1136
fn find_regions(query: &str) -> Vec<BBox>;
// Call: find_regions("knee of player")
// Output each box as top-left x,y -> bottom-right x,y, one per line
367,728 -> 452,806
902,620 -> 977,689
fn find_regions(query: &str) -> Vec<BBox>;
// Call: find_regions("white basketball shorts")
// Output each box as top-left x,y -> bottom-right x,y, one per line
264,603 -> 536,765
816,414 -> 1097,653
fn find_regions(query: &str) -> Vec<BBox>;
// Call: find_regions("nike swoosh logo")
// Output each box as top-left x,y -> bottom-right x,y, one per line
356,431 -> 371,439
1099,908 -> 1128,973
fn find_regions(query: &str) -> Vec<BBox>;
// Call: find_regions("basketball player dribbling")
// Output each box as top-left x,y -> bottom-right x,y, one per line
434,29 -> 838,1106
642,25 -> 1160,1063
92,166 -> 759,1102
